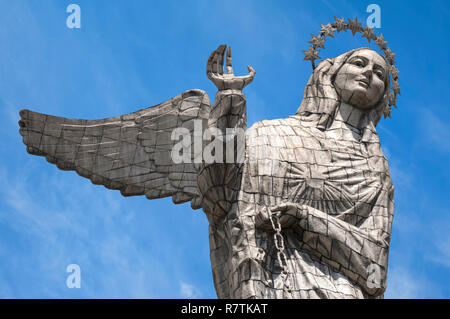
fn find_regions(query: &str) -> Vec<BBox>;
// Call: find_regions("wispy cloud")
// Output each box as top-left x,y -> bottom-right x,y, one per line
426,217 -> 450,269
430,240 -> 450,268
180,281 -> 202,299
0,161 -> 189,298
421,108 -> 450,152
385,266 -> 436,298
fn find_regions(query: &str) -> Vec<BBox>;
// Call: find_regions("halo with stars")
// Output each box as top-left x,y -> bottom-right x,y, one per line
302,17 -> 400,118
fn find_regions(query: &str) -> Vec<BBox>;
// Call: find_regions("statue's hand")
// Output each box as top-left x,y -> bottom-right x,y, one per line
206,44 -> 255,91
256,203 -> 307,231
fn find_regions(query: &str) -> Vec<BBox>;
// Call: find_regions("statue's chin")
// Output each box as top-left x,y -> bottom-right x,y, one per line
336,87 -> 380,111
348,93 -> 378,111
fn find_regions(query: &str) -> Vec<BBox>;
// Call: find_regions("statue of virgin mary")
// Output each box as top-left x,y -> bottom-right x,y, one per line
19,37 -> 397,299
199,45 -> 395,299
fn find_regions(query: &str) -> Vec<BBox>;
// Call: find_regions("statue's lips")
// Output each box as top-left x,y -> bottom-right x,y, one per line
356,78 -> 369,89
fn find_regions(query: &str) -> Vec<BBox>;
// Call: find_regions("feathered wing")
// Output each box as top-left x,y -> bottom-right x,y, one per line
18,89 -> 211,210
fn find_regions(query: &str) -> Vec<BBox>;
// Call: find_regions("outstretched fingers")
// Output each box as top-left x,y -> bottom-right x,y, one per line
207,45 -> 235,77
206,50 -> 216,78
242,65 -> 256,87
217,45 -> 226,75
212,44 -> 225,75
226,46 -> 234,74
211,50 -> 219,75
247,65 -> 256,78
206,44 -> 256,91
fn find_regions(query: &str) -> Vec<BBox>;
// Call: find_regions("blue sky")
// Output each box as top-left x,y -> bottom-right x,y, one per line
0,0 -> 449,298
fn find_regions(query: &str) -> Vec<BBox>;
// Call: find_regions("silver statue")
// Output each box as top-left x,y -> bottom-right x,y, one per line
19,20 -> 398,298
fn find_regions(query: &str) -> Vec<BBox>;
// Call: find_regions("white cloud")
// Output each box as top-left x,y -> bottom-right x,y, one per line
0,161 -> 174,298
430,240 -> 450,268
180,281 -> 201,299
422,108 -> 450,152
389,162 -> 413,190
426,218 -> 450,269
385,266 -> 436,299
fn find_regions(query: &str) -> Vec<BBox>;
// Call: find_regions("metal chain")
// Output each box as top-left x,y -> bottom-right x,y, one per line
269,209 -> 292,293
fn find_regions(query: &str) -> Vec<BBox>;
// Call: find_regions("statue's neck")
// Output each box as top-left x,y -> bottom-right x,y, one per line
333,102 -> 367,131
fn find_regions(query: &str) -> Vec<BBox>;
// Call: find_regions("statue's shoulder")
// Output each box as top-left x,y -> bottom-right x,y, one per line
247,117 -> 301,134
247,116 -> 317,142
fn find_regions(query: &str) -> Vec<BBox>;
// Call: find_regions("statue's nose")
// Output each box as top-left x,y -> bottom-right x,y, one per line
362,68 -> 373,83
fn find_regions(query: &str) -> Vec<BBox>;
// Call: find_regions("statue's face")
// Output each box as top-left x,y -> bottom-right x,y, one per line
334,49 -> 388,110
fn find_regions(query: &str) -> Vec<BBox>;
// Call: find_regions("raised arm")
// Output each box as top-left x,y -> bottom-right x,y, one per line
198,45 -> 255,224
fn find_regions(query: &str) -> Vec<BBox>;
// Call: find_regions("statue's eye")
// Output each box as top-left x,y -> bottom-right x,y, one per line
352,59 -> 365,67
374,68 -> 384,79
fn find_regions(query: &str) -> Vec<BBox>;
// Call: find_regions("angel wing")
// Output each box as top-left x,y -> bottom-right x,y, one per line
18,89 -> 211,210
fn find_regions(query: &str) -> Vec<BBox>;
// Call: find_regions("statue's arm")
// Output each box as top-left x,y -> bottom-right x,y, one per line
262,197 -> 394,297
200,45 -> 255,223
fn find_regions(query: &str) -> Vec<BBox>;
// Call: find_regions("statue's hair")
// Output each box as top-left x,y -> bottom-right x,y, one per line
296,48 -> 390,142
